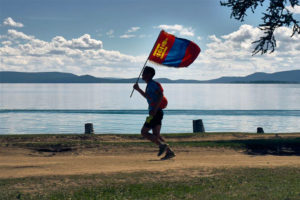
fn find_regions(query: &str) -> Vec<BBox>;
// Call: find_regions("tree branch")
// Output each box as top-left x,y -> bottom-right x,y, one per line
220,0 -> 300,55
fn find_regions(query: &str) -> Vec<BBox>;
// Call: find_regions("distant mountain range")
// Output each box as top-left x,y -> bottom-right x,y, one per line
0,70 -> 299,83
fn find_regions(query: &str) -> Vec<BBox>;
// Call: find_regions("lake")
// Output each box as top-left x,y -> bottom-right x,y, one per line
0,83 -> 300,134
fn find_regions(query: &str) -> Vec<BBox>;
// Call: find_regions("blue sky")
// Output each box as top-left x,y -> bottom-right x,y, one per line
1,0 -> 300,79
0,0 -> 253,54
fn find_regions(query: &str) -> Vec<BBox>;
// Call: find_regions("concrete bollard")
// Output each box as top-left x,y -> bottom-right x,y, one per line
85,123 -> 94,134
193,119 -> 205,133
257,127 -> 264,134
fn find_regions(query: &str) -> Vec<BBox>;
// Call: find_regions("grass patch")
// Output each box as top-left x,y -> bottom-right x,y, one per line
0,167 -> 299,200
1,132 -> 299,141
169,138 -> 300,155
1,133 -> 299,155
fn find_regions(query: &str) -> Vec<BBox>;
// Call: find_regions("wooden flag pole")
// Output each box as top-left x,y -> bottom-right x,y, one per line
130,31 -> 162,98
129,58 -> 149,98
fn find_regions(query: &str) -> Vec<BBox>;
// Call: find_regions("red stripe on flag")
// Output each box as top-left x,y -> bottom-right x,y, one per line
179,41 -> 201,67
149,31 -> 176,64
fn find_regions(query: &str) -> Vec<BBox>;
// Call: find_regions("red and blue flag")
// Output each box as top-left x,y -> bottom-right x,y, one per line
148,30 -> 200,67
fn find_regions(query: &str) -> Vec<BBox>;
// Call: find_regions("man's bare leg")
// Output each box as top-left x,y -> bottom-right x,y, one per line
153,125 -> 174,153
141,126 -> 170,157
141,126 -> 162,145
152,125 -> 165,143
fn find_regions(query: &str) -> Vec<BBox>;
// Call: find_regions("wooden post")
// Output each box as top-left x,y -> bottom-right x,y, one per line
257,127 -> 264,134
85,123 -> 94,134
193,119 -> 205,133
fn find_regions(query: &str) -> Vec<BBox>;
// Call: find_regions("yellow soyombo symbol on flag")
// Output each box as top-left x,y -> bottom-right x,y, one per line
152,38 -> 168,59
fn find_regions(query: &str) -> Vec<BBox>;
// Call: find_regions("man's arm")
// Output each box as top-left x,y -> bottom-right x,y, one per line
133,83 -> 147,98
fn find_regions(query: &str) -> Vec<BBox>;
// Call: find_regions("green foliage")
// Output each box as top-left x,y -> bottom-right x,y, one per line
220,0 -> 300,55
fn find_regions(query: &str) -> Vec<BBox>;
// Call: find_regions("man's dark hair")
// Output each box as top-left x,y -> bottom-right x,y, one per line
143,66 -> 155,79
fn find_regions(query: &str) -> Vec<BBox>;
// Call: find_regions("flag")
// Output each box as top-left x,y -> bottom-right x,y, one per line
148,30 -> 200,67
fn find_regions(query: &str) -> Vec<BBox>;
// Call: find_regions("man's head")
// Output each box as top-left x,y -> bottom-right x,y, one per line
142,66 -> 155,82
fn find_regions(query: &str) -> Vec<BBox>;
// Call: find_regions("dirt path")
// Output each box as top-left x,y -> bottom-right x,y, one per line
1,146 -> 299,179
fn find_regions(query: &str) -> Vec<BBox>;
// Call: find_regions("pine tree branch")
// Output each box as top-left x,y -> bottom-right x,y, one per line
220,0 -> 300,55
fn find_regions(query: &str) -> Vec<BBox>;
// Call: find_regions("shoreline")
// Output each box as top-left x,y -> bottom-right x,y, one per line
1,132 -> 300,136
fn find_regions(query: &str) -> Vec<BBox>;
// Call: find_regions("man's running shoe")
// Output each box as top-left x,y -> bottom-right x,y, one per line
161,151 -> 176,160
158,144 -> 168,157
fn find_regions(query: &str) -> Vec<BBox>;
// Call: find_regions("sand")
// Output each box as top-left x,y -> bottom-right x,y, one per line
1,141 -> 299,179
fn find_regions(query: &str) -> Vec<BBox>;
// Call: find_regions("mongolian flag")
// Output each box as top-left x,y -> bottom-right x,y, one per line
148,30 -> 200,67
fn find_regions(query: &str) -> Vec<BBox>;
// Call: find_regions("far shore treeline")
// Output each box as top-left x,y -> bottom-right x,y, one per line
0,70 -> 300,84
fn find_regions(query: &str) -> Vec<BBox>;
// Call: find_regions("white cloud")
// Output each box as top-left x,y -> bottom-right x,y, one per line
7,29 -> 33,40
189,24 -> 300,80
106,29 -> 114,38
66,34 -> 103,50
208,35 -> 221,43
221,24 -> 256,42
197,36 -> 202,40
120,34 -> 135,39
127,27 -> 140,33
1,25 -> 299,80
149,24 -> 300,81
3,17 -> 24,28
119,27 -> 140,39
154,24 -> 194,37
0,29 -> 144,77
1,41 -> 12,46
286,5 -> 300,14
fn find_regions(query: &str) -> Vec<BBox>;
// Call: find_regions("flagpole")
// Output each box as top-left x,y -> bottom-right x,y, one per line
130,31 -> 162,98
129,58 -> 149,98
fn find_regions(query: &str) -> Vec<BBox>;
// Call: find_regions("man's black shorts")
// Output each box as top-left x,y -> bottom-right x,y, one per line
143,110 -> 164,129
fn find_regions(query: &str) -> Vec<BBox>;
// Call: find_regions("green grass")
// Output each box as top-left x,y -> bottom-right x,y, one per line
0,132 -> 296,141
1,133 -> 300,199
0,167 -> 299,200
1,133 -> 299,155
2,136 -> 299,155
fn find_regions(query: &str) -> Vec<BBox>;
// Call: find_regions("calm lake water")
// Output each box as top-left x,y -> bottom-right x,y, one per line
1,83 -> 300,134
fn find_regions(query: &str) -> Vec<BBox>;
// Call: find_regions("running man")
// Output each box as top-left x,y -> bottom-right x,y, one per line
133,66 -> 175,160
